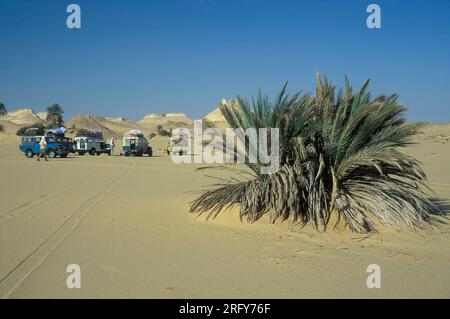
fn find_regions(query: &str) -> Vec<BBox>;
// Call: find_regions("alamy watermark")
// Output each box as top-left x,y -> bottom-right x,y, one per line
63,4 -> 380,30
367,4 -> 381,29
366,264 -> 381,288
170,120 -> 280,174
66,4 -> 81,29
66,264 -> 81,289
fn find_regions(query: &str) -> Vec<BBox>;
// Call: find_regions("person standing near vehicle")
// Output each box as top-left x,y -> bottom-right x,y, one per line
37,137 -> 48,162
110,137 -> 115,156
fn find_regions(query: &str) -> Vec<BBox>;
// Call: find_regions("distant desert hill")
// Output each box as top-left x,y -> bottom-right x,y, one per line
416,123 -> 450,144
138,112 -> 192,125
0,108 -> 47,135
202,98 -> 239,129
1,108 -> 198,137
0,119 -> 22,134
65,112 -> 194,138
203,107 -> 225,123
1,108 -> 46,126
37,112 -> 48,121
105,116 -> 133,123
2,106 -> 449,145
139,113 -> 162,120
65,114 -> 127,138
137,112 -> 193,133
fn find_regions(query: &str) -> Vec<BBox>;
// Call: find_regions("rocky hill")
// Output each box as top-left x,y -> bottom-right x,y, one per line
138,112 -> 192,125
1,108 -> 46,126
65,115 -> 118,137
0,103 -> 227,137
65,112 -> 194,138
201,98 -> 238,129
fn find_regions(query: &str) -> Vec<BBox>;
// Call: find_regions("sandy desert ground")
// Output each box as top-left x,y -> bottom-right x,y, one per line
0,125 -> 450,298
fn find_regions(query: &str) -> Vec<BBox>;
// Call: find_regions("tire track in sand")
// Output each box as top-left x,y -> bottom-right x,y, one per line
0,159 -> 116,224
0,159 -> 136,298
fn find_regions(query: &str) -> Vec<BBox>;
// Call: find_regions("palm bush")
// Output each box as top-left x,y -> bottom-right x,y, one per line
46,104 -> 64,128
0,102 -> 6,116
190,75 -> 439,233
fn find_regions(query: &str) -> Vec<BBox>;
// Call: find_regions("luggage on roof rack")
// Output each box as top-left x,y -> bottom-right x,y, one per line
74,128 -> 103,138
90,130 -> 103,138
126,129 -> 144,137
46,127 -> 67,137
22,127 -> 45,136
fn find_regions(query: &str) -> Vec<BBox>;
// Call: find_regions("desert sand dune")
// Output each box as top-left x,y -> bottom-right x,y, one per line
0,126 -> 449,298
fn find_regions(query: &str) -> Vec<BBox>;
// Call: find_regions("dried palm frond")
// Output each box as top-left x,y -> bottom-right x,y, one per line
190,74 -> 440,233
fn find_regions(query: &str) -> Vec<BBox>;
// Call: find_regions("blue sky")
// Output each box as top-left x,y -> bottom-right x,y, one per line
0,0 -> 449,122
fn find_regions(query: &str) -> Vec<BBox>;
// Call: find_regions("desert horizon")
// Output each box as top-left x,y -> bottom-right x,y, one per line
1,87 -> 450,298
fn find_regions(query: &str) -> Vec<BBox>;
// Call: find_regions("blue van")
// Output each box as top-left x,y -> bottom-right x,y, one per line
20,135 -> 71,158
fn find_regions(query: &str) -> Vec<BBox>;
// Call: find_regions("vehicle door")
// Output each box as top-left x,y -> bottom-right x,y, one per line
31,137 -> 41,153
80,138 -> 87,150
46,136 -> 55,150
130,139 -> 136,150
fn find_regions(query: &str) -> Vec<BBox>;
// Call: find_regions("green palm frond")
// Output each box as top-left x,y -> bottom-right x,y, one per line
46,104 -> 64,128
190,75 -> 441,233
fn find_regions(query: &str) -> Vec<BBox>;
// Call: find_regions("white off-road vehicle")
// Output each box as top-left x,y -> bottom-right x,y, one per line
122,130 -> 153,157
74,136 -> 110,156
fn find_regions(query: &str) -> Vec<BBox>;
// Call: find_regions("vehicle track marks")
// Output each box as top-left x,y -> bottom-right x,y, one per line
0,160 -> 115,224
0,159 -> 135,298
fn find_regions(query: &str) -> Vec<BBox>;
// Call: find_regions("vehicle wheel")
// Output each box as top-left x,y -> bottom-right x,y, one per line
60,153 -> 68,158
148,149 -> 153,157
89,148 -> 96,156
47,149 -> 57,158
25,150 -> 34,158
77,151 -> 85,155
96,152 -> 101,156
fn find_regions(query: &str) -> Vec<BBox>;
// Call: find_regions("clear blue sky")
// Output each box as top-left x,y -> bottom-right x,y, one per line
0,0 -> 449,122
